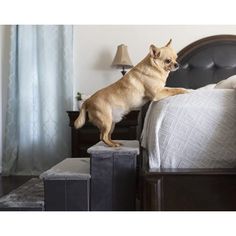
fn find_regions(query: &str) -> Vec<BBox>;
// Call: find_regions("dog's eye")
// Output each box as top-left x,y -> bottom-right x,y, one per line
165,59 -> 171,64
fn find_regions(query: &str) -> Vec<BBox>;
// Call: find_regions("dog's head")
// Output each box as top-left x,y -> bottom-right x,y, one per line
149,39 -> 179,72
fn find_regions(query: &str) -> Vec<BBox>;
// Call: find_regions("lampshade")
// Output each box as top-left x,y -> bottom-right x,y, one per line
111,44 -> 133,69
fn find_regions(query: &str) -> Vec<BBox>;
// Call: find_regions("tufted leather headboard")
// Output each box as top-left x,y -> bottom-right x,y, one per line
166,35 -> 236,89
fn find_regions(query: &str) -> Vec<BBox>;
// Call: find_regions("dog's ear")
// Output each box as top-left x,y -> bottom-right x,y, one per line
149,45 -> 160,58
165,39 -> 172,47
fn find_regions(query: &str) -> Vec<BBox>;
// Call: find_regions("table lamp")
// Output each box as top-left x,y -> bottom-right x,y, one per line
111,44 -> 133,75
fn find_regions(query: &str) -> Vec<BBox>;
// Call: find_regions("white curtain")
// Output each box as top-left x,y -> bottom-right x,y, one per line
3,25 -> 73,175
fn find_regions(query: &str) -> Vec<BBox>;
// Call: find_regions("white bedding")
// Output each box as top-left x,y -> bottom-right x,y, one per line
141,90 -> 236,169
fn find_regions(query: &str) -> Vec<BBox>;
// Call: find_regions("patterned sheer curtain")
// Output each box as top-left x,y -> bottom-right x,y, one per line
3,25 -> 73,175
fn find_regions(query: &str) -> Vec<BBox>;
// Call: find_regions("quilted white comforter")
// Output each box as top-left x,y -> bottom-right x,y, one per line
141,89 -> 236,169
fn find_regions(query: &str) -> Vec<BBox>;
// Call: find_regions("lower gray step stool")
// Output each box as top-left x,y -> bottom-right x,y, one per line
40,158 -> 90,211
88,140 -> 139,211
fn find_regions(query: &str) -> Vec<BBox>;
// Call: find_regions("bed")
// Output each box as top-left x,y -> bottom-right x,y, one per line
140,35 -> 236,210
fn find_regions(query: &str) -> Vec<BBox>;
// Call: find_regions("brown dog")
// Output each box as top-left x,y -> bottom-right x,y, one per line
74,39 -> 188,147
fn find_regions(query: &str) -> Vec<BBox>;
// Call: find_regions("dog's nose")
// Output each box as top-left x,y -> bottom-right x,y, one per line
174,63 -> 179,69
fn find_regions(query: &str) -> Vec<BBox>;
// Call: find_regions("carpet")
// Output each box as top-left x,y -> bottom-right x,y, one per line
0,178 -> 44,211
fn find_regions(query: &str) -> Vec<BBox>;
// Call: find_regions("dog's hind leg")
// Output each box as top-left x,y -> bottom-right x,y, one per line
108,122 -> 122,147
100,121 -> 121,147
89,110 -> 119,147
108,122 -> 115,140
100,119 -> 121,147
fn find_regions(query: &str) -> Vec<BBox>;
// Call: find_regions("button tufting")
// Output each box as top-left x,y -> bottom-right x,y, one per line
212,63 -> 220,69
180,64 -> 189,69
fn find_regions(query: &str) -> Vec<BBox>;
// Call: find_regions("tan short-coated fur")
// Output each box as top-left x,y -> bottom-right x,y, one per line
74,39 -> 188,147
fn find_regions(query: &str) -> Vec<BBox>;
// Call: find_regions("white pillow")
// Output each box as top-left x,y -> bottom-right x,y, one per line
215,75 -> 236,89
197,84 -> 216,90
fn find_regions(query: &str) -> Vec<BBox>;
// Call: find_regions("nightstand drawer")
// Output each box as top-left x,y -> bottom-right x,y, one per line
73,128 -> 99,144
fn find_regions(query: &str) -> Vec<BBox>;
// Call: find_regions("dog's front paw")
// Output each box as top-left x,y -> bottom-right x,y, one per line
178,88 -> 190,94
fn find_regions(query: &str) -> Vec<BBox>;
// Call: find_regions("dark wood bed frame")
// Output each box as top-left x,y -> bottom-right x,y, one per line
140,35 -> 236,211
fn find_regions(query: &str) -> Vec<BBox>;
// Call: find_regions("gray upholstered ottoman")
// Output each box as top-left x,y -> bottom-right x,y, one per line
40,158 -> 90,211
88,140 -> 139,211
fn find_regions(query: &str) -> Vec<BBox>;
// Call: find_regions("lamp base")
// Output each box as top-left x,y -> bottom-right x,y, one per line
121,66 -> 126,76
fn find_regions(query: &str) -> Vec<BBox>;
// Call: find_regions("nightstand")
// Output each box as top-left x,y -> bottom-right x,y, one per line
67,110 -> 141,157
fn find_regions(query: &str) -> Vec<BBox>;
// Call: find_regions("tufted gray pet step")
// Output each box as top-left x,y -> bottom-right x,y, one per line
88,140 -> 139,211
0,178 -> 44,211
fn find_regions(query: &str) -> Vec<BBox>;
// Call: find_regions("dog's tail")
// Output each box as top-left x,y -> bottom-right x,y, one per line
74,101 -> 87,129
